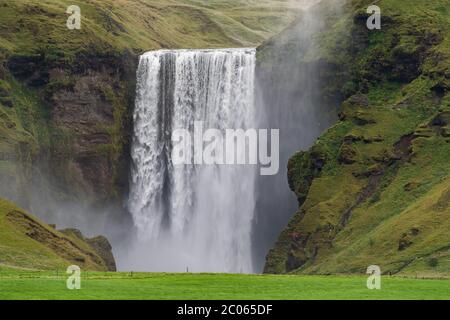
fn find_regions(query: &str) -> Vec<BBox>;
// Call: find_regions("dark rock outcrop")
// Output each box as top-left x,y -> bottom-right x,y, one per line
59,228 -> 116,271
6,51 -> 138,204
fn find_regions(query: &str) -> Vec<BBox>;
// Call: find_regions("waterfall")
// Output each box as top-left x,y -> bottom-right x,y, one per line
129,48 -> 257,273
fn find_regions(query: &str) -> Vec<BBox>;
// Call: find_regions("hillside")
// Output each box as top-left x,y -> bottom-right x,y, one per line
1,0 -> 448,277
0,0 -> 300,209
263,0 -> 450,277
0,198 -> 115,271
0,0 -> 301,56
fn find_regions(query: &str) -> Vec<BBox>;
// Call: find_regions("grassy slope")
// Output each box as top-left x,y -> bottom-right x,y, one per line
0,198 -> 110,271
0,0 -> 300,57
264,0 -> 450,277
0,268 -> 449,300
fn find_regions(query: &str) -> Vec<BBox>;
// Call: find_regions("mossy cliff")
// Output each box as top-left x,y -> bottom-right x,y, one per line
263,0 -> 450,277
0,0 -> 298,209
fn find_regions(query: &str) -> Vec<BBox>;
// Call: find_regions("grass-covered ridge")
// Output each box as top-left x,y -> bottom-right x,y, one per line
1,269 -> 449,300
0,0 -> 300,58
264,0 -> 450,277
0,198 -> 114,271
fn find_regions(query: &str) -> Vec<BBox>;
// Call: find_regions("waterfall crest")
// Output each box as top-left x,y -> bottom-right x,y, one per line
129,48 -> 257,273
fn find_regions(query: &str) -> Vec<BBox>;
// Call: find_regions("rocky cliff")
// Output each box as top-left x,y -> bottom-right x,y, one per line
0,0 -> 299,211
263,0 -> 450,277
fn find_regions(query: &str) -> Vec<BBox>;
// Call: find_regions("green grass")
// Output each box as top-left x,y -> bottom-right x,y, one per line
0,198 -> 110,271
0,0 -> 301,58
0,270 -> 449,300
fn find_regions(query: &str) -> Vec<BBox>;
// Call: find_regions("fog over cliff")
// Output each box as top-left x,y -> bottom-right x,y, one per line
252,0 -> 345,271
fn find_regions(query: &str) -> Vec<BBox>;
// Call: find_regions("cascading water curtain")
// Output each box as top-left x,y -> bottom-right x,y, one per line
129,49 -> 257,273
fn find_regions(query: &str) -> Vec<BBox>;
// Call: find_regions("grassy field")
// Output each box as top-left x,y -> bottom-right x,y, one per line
0,269 -> 449,300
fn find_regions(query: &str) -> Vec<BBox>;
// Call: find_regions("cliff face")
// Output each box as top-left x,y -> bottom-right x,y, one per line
5,51 -> 137,204
263,0 -> 450,277
0,0 -> 299,209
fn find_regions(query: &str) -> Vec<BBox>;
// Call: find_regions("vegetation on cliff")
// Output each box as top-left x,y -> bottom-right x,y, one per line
264,0 -> 450,277
1,0 -> 448,278
0,0 -> 299,208
0,0 -> 302,274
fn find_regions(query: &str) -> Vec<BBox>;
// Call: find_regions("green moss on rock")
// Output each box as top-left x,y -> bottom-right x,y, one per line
264,0 -> 450,277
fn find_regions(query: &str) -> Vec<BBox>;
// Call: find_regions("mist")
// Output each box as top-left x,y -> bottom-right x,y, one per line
252,0 -> 346,271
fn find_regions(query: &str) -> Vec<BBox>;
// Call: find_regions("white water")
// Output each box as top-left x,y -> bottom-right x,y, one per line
128,48 -> 257,273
